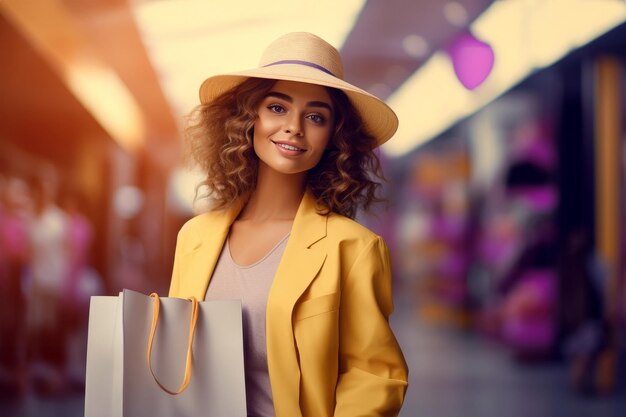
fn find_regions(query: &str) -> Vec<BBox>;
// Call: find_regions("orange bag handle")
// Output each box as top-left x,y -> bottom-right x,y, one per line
147,293 -> 199,395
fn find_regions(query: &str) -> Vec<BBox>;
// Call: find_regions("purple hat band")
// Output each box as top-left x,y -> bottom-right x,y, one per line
262,60 -> 336,77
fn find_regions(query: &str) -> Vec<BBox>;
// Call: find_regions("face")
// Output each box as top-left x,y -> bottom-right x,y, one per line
253,80 -> 334,177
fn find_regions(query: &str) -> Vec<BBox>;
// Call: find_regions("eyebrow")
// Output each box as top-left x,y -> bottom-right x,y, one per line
266,92 -> 333,112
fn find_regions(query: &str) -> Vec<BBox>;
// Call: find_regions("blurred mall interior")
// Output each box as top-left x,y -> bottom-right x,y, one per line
1,0 -> 626,416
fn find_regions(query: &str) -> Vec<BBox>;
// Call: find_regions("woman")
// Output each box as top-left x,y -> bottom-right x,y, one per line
169,32 -> 408,417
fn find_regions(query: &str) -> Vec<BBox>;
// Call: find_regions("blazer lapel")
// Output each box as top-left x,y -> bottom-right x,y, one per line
266,191 -> 328,416
269,191 -> 328,309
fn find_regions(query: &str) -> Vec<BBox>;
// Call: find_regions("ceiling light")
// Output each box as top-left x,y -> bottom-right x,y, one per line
64,62 -> 146,151
132,0 -> 366,119
2,0 -> 147,152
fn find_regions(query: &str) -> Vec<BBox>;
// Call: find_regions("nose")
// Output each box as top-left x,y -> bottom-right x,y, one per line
284,113 -> 303,136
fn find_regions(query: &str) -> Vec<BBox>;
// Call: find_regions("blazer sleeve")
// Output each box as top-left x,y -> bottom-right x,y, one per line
335,236 -> 408,416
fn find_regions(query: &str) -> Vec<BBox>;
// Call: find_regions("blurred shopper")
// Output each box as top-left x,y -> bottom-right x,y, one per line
0,174 -> 32,397
25,169 -> 69,395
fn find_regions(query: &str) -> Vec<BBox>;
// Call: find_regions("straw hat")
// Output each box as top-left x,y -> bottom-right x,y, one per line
198,32 -> 398,146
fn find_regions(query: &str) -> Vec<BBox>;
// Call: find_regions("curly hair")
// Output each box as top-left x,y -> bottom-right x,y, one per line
185,78 -> 385,218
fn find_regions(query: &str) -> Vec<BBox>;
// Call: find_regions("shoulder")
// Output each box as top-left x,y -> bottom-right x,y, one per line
175,210 -> 225,249
179,211 -> 217,232
326,212 -> 378,241
178,210 -> 210,232
325,212 -> 388,258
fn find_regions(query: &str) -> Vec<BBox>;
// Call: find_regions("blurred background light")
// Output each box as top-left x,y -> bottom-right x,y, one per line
447,33 -> 495,90
402,34 -> 431,59
113,186 -> 144,219
167,167 -> 210,215
443,1 -> 470,27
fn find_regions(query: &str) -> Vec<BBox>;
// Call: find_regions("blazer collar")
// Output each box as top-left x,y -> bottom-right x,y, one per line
181,191 -> 328,301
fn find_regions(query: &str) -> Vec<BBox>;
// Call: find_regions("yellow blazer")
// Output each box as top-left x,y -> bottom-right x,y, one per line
169,192 -> 408,416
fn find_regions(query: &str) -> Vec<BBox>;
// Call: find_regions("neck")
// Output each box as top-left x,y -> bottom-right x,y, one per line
239,162 -> 306,222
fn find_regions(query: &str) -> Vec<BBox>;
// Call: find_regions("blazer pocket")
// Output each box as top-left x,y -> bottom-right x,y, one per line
293,292 -> 340,322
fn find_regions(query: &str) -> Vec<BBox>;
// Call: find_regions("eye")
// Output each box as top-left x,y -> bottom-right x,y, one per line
307,114 -> 326,124
267,104 -> 285,113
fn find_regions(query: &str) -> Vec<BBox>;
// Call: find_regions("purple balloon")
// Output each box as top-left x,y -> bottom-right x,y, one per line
447,33 -> 495,90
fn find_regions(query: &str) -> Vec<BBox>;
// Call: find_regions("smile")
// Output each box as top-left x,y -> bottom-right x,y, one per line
271,140 -> 306,152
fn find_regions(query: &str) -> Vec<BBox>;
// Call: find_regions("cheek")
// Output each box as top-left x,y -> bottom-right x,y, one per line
254,113 -> 280,137
252,119 -> 269,147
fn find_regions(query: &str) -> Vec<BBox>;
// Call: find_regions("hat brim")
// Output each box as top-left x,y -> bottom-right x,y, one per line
198,64 -> 398,146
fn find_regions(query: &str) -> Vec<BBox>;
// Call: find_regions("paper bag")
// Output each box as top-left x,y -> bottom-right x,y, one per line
84,289 -> 247,416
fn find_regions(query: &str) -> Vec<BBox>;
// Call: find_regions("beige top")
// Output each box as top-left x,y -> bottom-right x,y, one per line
205,233 -> 290,417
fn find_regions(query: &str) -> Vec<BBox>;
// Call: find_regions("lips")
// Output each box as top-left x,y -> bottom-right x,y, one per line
271,140 -> 306,152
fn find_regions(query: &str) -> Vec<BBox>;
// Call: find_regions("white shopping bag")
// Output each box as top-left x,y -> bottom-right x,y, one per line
84,289 -> 247,417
